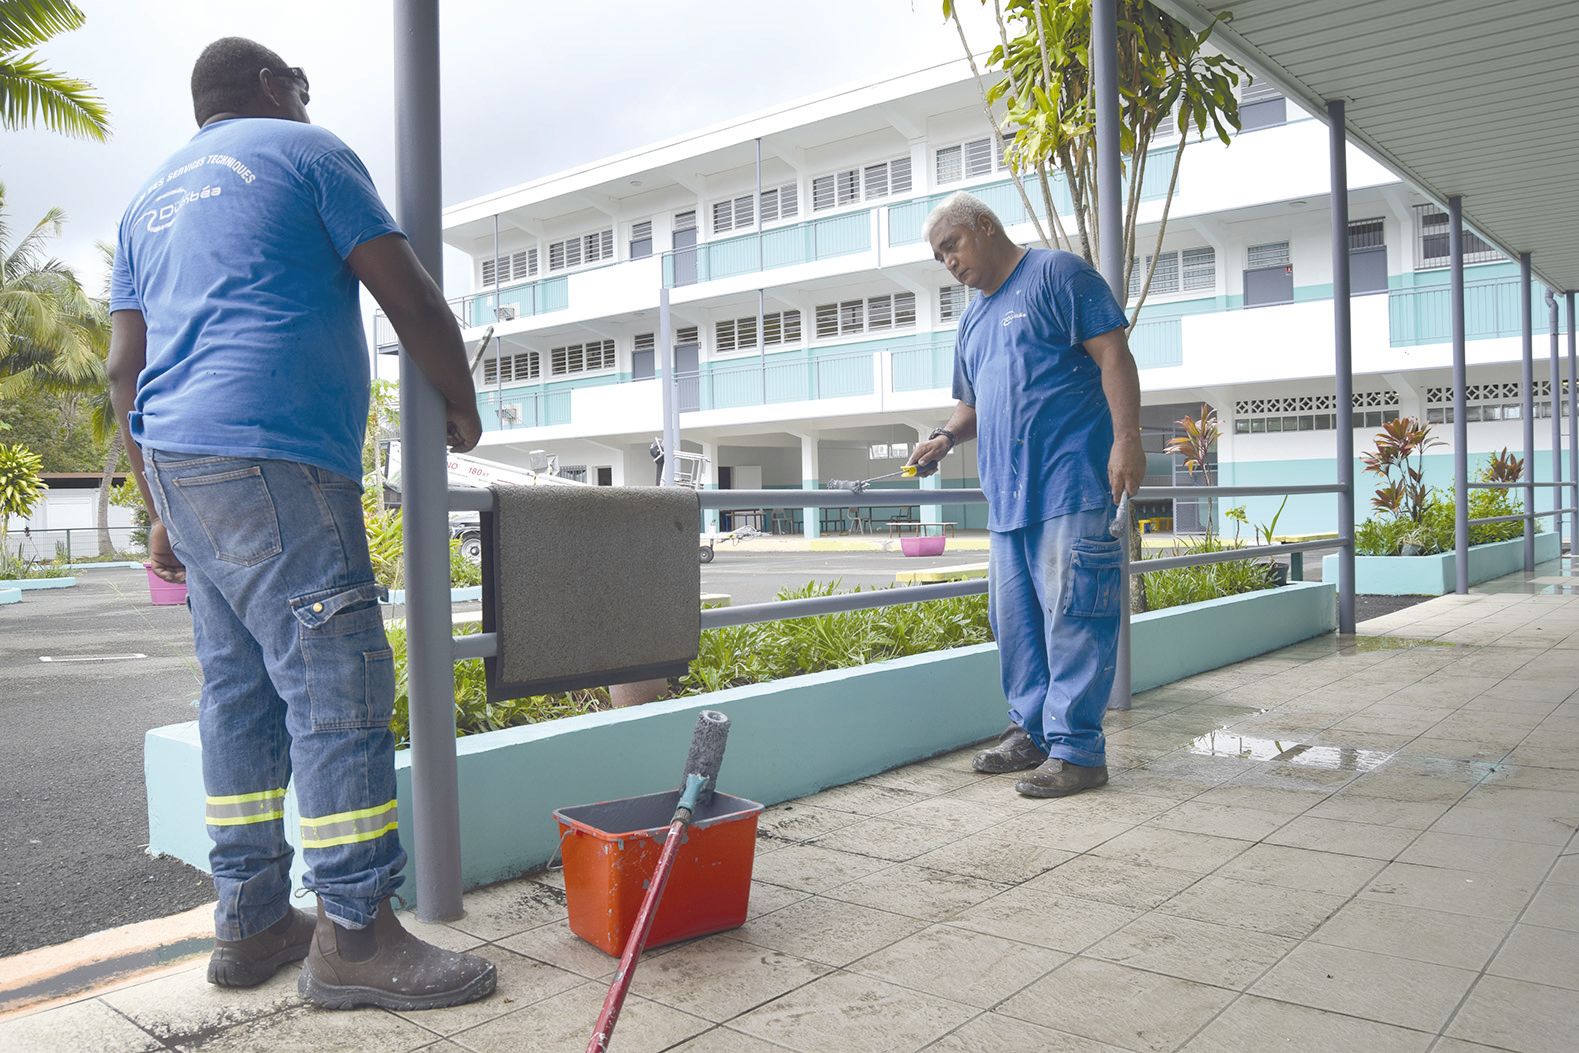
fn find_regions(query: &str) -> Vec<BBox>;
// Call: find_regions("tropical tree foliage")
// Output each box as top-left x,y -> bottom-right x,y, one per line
0,183 -> 107,393
943,0 -> 1246,320
0,439 -> 44,553
0,0 -> 109,140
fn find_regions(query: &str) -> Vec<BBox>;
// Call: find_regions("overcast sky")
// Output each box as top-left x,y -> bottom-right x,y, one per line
6,0 -> 999,297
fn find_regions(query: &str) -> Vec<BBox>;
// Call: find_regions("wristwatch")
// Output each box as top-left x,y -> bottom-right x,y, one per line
928,427 -> 957,450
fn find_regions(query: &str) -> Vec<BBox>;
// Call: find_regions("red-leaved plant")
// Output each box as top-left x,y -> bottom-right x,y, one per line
1361,417 -> 1442,524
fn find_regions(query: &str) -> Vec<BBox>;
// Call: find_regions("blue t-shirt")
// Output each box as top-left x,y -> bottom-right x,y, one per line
952,248 -> 1128,532
110,118 -> 402,482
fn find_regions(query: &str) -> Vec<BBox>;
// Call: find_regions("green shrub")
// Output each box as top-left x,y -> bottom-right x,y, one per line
1140,534 -> 1274,611
449,537 -> 481,588
386,580 -> 993,746
1358,483 -> 1524,556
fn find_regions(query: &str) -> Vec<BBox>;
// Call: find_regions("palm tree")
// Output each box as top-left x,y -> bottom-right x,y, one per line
0,182 -> 105,392
0,0 -> 109,140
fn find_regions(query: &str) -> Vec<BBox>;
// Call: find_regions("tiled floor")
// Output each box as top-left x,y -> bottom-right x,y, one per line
5,569 -> 1579,1052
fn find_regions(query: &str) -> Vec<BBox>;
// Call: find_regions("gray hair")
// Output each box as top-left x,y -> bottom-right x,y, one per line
921,191 -> 1002,242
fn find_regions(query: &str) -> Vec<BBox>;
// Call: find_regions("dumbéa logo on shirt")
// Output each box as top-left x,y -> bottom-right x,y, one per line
1000,309 -> 1028,328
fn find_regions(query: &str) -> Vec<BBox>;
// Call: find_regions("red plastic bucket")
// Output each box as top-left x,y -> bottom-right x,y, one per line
900,535 -> 947,557
554,789 -> 762,957
145,564 -> 188,606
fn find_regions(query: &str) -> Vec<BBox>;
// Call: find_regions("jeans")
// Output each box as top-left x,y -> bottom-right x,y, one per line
145,449 -> 405,939
988,505 -> 1122,766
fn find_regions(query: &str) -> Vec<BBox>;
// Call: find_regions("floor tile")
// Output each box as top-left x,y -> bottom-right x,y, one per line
1250,940 -> 1477,1032
929,1012 -> 1130,1052
627,934 -> 830,1021
1302,793 -> 1453,830
391,946 -> 587,1037
1156,875 -> 1345,939
820,863 -> 1009,922
755,802 -> 865,846
1088,825 -> 1253,875
447,879 -> 568,941
809,817 -> 962,863
849,923 -> 1067,1009
750,843 -> 893,894
1087,912 -> 1294,990
1214,844 -> 1385,897
948,888 -> 1143,953
1360,861 -> 1538,920
1396,831 -> 1561,879
796,781 -> 928,817
904,827 -> 1076,885
1446,974 -> 1579,1053
192,1004 -> 441,1053
0,998 -> 163,1053
1487,924 -> 1579,989
990,808 -> 1141,854
100,963 -> 301,1046
730,971 -> 975,1053
1261,815 -> 1419,860
745,881 -> 812,921
1309,898 -> 1511,970
882,796 -> 1016,839
664,1026 -> 796,1052
1145,800 -> 1290,840
496,920 -> 618,981
1549,853 -> 1579,885
1023,854 -> 1202,911
861,765 -> 981,796
1522,884 -> 1579,931
997,956 -> 1236,1053
448,983 -> 705,1053
1179,994 -> 1433,1053
732,896 -> 925,967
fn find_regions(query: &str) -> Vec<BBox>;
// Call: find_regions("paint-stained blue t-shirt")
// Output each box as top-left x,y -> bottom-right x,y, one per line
110,118 -> 402,482
952,248 -> 1127,532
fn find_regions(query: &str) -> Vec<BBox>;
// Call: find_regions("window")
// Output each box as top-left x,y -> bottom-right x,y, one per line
548,228 -> 613,272
481,248 -> 537,286
1182,246 -> 1215,291
1243,242 -> 1293,308
632,332 -> 655,380
1425,381 -> 1565,425
813,293 -> 917,338
935,137 -> 995,184
810,159 -> 896,214
548,339 -> 615,376
719,310 -> 800,351
759,181 -> 799,222
674,325 -> 698,345
1126,248 -> 1215,298
629,220 -> 652,260
1414,204 -> 1501,269
939,283 -> 972,321
482,351 -> 539,384
1239,80 -> 1287,131
711,194 -> 755,234
1347,218 -> 1388,294
1231,392 -> 1398,434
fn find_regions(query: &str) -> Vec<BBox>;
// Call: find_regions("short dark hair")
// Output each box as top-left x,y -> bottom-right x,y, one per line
190,37 -> 288,125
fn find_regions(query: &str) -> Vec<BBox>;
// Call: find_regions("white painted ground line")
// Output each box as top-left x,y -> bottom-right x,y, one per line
38,654 -> 148,663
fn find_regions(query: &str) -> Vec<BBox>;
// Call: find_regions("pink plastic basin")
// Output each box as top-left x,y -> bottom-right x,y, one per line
900,535 -> 947,557
145,564 -> 188,606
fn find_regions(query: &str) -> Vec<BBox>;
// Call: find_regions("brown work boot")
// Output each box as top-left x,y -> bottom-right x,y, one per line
1015,758 -> 1109,798
208,907 -> 315,988
297,899 -> 496,1010
972,725 -> 1048,773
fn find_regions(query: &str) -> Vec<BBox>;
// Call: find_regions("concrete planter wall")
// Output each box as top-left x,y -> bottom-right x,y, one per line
1321,531 -> 1559,596
0,588 -> 18,606
0,577 -> 76,592
146,581 -> 1334,904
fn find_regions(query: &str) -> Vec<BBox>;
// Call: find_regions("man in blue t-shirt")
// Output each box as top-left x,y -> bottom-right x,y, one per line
108,38 -> 494,1010
908,192 -> 1145,799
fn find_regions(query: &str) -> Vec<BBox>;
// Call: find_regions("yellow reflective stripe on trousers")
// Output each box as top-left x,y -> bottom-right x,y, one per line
205,788 -> 286,826
299,799 -> 399,849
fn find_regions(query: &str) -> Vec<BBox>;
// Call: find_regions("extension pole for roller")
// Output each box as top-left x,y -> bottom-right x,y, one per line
589,712 -> 730,1053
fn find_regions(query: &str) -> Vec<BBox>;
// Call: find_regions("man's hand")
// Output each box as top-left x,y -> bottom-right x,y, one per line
906,437 -> 952,478
147,520 -> 186,584
446,402 -> 483,453
1109,434 -> 1147,502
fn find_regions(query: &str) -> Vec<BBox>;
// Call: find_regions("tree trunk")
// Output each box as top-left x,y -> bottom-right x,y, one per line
96,432 -> 121,556
1128,515 -> 1147,614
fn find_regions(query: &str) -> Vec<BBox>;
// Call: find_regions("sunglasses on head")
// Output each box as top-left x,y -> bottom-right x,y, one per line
266,66 -> 309,97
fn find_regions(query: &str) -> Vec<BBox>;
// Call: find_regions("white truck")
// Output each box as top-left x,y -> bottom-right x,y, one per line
379,439 -> 588,561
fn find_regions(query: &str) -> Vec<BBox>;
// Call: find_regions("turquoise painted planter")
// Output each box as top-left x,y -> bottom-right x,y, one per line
0,588 -> 19,606
381,585 -> 482,605
145,581 -> 1335,906
0,576 -> 76,591
59,561 -> 145,571
1322,531 -> 1560,596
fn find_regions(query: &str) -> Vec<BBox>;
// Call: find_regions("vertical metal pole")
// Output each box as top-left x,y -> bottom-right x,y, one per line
1093,0 -> 1129,709
1450,197 -> 1469,594
1328,100 -> 1356,634
1568,291 -> 1578,553
1549,292 -> 1562,550
492,214 -> 502,418
658,286 -> 678,486
393,0 -> 462,922
757,288 -> 767,405
1521,252 -> 1536,572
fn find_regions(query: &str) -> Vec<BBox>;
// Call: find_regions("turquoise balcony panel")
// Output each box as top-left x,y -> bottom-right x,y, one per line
1129,317 -> 1183,369
1389,275 -> 1553,346
891,342 -> 956,392
477,387 -> 572,430
1139,146 -> 1176,201
662,212 -> 872,288
466,276 -> 570,327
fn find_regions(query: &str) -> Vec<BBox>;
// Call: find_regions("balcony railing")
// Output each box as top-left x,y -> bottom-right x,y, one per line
1389,273 -> 1552,347
374,278 -> 571,350
662,211 -> 873,288
476,387 -> 572,429
675,346 -> 877,411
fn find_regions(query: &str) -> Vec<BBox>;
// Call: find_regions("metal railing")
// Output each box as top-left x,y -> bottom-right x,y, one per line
444,481 -> 1353,706
4,527 -> 143,563
1465,480 -> 1575,529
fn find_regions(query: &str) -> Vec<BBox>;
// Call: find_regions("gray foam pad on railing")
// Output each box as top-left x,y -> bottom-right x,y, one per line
487,484 -> 700,700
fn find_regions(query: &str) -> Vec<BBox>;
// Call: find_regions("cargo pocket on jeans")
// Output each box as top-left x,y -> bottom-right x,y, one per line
171,465 -> 282,566
1062,535 -> 1123,618
290,582 -> 394,731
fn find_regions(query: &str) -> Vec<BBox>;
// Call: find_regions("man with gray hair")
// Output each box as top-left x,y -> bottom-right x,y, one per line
907,191 -> 1144,798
